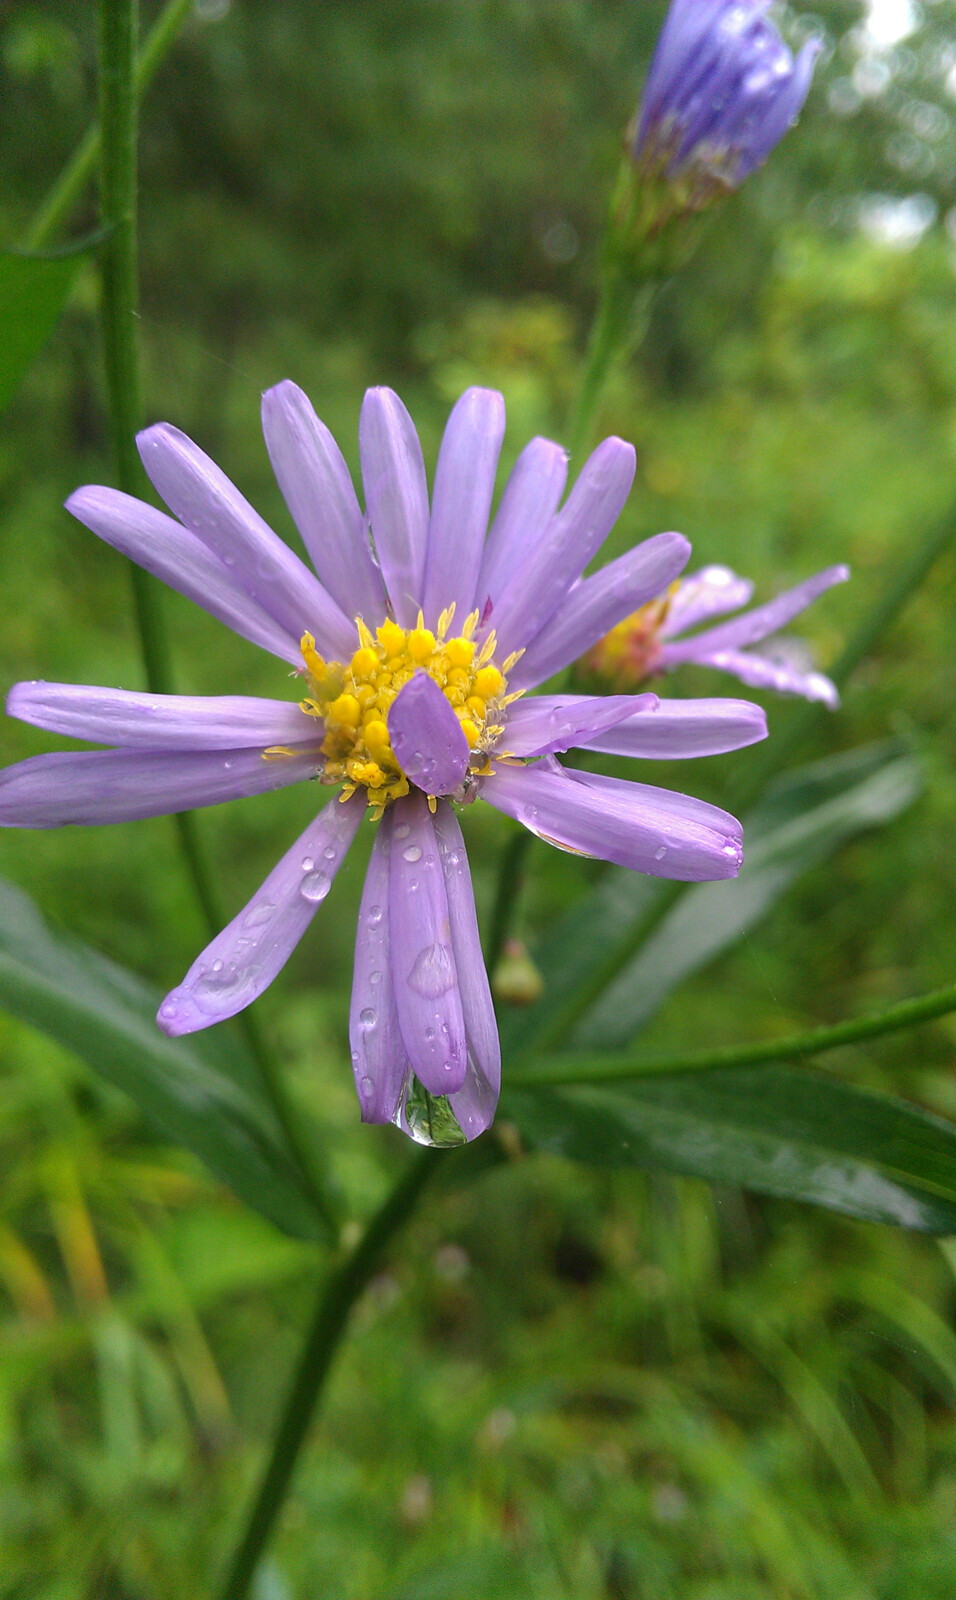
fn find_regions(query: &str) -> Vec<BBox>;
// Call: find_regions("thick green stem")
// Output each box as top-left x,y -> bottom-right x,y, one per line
567,273 -> 654,460
509,978 -> 956,1089
218,1150 -> 438,1600
23,0 -> 194,254
96,0 -> 336,1236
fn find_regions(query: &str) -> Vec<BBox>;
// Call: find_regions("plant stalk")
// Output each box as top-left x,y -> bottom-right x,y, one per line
217,1150 -> 438,1600
23,0 -> 194,254
96,0 -> 337,1235
508,978 -> 956,1089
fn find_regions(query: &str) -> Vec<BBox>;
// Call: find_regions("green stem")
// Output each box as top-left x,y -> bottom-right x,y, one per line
508,979 -> 956,1089
96,0 -> 337,1236
22,0 -> 194,254
217,1150 -> 438,1600
485,827 -> 533,974
567,273 -> 654,460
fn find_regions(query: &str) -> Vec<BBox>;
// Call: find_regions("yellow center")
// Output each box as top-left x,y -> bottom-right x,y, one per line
293,604 -> 521,816
584,585 -> 677,689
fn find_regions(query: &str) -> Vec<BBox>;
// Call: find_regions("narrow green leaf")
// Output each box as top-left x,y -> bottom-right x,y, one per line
503,1065 -> 956,1232
0,878 -> 324,1240
501,742 -> 920,1057
0,252 -> 80,412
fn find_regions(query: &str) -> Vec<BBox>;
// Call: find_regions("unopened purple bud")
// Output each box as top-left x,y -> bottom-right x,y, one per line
632,0 -> 820,204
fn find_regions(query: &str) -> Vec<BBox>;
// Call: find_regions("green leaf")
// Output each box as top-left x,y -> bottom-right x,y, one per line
503,1066 -> 956,1232
0,878 -> 325,1240
501,741 -> 921,1057
0,252 -> 81,413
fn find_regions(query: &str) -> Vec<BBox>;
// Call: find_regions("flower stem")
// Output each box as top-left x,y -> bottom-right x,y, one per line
23,0 -> 194,254
217,1150 -> 438,1600
509,978 -> 956,1089
96,0 -> 337,1238
567,272 -> 654,460
485,826 -> 533,975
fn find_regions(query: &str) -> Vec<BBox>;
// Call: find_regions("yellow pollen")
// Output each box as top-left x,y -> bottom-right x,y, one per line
299,615 -> 511,810
583,586 -> 677,688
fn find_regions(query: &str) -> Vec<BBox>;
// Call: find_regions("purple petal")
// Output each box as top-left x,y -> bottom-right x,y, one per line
359,388 -> 429,627
661,565 -> 849,665
511,531 -> 691,691
481,756 -> 743,881
137,423 -> 356,659
694,647 -> 840,707
0,744 -> 320,828
7,682 -> 314,751
575,696 -> 768,758
659,565 -> 755,640
475,436 -> 568,625
486,437 -> 637,660
66,487 -> 301,666
387,790 -> 468,1094
260,381 -> 387,626
502,692 -> 658,758
158,791 -> 363,1035
387,672 -> 470,795
431,801 -> 500,1139
421,387 -> 506,628
350,809 -> 412,1125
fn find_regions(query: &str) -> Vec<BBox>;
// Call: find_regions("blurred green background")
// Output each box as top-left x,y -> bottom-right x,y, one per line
6,1 -> 956,1595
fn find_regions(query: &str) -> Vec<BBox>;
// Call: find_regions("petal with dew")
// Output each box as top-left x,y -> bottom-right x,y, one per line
659,564 -> 755,640
576,695 -> 768,758
512,531 -> 691,691
0,744 -> 320,829
503,692 -> 658,758
349,809 -> 412,1125
66,487 -> 301,666
159,791 -> 363,1035
482,756 -> 743,881
261,381 -> 387,626
431,801 -> 500,1139
7,683 -> 315,751
388,790 -> 468,1094
388,672 -> 470,795
422,387 -> 505,628
694,647 -> 840,707
137,423 -> 356,659
487,437 -> 636,661
661,565 -> 849,665
359,388 -> 429,627
475,436 -> 568,625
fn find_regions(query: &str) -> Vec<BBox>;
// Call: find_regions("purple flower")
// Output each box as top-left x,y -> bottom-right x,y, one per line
585,562 -> 850,708
633,0 -> 820,198
0,384 -> 768,1145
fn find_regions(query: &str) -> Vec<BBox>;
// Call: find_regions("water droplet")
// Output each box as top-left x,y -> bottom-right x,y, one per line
360,1075 -> 374,1097
301,856 -> 315,872
722,842 -> 740,859
654,845 -> 667,861
300,870 -> 331,902
243,901 -> 275,929
223,760 -> 234,771
369,970 -> 382,985
323,845 -> 336,861
403,844 -> 422,863
408,942 -> 455,998
368,904 -> 383,926
159,998 -> 178,1019
394,822 -> 411,840
359,1007 -> 376,1026
212,958 -> 224,972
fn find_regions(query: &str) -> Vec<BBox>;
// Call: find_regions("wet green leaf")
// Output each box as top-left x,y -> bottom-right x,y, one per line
0,878 -> 325,1239
504,1065 -> 956,1232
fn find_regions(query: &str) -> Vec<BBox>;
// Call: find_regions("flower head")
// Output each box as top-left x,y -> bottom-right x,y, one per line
632,0 -> 820,206
585,562 -> 850,707
0,384 -> 768,1145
